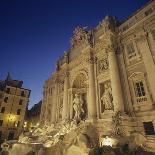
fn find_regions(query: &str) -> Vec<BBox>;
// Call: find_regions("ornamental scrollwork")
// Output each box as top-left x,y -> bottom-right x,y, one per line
98,59 -> 109,73
112,111 -> 124,136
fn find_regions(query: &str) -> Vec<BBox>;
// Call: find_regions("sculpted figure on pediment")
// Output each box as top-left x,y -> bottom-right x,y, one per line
96,16 -> 117,32
70,26 -> 90,48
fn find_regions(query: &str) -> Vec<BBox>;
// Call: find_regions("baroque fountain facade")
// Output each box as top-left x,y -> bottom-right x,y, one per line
2,1 -> 155,154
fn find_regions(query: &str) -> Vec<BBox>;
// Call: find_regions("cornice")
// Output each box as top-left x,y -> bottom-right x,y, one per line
119,12 -> 155,40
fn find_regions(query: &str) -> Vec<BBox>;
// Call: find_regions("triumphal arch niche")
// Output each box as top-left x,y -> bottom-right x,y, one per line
40,1 -> 155,152
71,71 -> 88,120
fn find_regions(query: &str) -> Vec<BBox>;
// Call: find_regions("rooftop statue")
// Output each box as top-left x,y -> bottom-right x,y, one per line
70,26 -> 90,48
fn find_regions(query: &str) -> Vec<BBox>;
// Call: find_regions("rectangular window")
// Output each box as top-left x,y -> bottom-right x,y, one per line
1,107 -> 5,113
135,81 -> 145,97
8,131 -> 14,140
152,29 -> 155,41
6,88 -> 10,94
0,120 -> 3,126
4,97 -> 8,103
21,91 -> 25,97
19,99 -> 23,105
143,122 -> 155,135
126,43 -> 135,55
0,131 -> 2,139
17,109 -> 21,115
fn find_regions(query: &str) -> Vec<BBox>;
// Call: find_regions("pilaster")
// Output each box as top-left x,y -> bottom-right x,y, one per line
62,72 -> 69,120
108,45 -> 124,112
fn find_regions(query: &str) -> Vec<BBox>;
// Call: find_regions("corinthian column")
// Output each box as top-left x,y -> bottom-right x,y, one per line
62,72 -> 69,120
108,46 -> 124,112
88,52 -> 97,119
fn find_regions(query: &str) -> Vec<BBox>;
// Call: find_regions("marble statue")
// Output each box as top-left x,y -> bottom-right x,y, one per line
101,83 -> 113,110
73,94 -> 84,119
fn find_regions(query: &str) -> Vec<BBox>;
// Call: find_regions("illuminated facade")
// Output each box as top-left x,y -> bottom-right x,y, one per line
0,74 -> 30,142
40,0 -> 155,152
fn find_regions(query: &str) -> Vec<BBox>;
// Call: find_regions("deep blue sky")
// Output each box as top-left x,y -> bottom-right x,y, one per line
0,0 -> 149,109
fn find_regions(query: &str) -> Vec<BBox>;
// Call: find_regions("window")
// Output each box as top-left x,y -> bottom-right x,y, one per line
17,109 -> 21,115
1,107 -> 5,113
4,97 -> 8,103
6,88 -> 10,94
21,91 -> 25,97
135,81 -> 145,97
126,43 -> 135,55
8,131 -> 14,140
0,120 -> 3,126
19,99 -> 23,105
152,29 -> 155,41
0,131 -> 2,139
143,122 -> 155,135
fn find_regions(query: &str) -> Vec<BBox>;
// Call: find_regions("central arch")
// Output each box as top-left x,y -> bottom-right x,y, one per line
71,71 -> 88,120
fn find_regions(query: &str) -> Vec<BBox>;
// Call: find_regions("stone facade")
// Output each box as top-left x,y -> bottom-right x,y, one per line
41,0 -> 155,151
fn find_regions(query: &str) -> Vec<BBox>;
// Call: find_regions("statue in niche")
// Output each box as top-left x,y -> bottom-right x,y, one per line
101,82 -> 113,111
73,94 -> 84,119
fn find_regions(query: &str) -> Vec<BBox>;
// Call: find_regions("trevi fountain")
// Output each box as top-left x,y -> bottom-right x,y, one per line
1,0 -> 155,154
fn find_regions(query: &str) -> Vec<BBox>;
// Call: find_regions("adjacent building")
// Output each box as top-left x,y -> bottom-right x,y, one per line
40,0 -> 155,150
0,73 -> 30,142
26,100 -> 42,131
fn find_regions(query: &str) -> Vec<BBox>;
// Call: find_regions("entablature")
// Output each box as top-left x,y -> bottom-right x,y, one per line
119,0 -> 155,33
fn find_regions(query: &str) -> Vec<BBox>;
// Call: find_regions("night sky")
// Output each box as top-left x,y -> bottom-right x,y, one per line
0,0 -> 149,108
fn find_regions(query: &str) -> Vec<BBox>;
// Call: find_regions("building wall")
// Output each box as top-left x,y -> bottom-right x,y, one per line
40,0 -> 155,148
0,84 -> 30,142
26,101 -> 42,131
